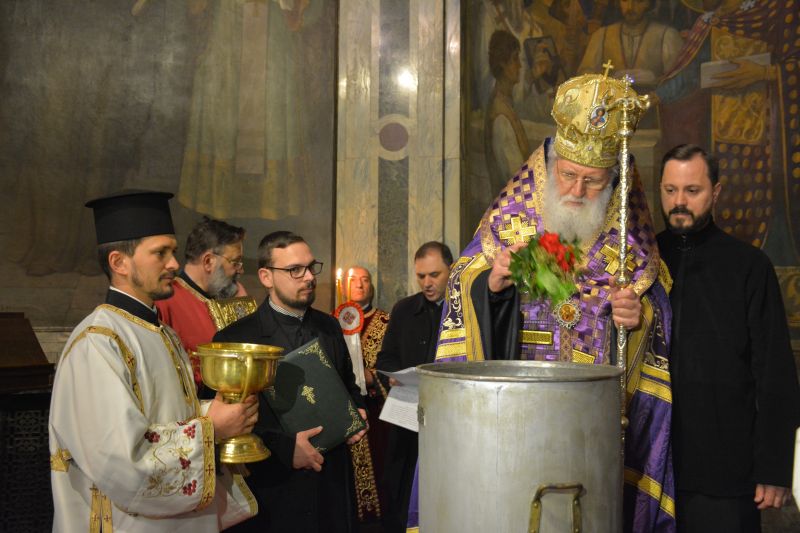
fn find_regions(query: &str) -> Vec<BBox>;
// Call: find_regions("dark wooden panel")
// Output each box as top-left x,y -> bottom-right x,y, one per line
0,313 -> 54,393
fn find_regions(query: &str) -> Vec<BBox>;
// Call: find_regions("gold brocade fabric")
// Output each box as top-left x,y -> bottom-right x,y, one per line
360,308 -> 389,371
206,296 -> 258,331
350,436 -> 381,520
349,307 -> 389,521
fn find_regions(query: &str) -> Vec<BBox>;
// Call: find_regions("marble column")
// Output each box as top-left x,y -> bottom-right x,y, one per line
337,0 -> 461,310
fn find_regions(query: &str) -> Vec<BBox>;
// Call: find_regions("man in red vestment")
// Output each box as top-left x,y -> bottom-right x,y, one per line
156,217 -> 251,387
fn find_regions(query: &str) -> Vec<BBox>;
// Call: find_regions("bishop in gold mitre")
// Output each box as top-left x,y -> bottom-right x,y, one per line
407,70 -> 676,533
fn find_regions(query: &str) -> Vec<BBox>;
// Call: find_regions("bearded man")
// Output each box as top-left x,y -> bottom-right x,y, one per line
657,144 -> 800,532
49,191 -> 258,532
411,73 -> 676,532
214,231 -> 368,533
156,217 -> 253,388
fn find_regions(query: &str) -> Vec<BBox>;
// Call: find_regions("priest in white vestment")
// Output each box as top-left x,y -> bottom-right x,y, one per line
49,190 -> 259,532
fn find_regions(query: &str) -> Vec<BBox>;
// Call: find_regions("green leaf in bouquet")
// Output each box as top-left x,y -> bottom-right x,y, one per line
509,247 -> 535,294
535,263 -> 561,296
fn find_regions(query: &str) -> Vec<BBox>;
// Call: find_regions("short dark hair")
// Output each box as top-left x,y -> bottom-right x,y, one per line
258,231 -> 306,269
414,241 -> 454,267
184,217 -> 245,262
97,239 -> 141,280
660,144 -> 719,185
488,30 -> 520,79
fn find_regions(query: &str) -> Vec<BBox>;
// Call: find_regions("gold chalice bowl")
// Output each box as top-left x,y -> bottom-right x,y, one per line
196,342 -> 283,463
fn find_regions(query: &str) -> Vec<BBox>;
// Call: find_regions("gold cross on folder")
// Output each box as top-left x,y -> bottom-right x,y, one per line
600,244 -> 636,276
499,216 -> 537,246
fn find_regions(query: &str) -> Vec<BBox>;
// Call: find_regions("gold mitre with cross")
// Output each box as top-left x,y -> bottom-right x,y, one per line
551,61 -> 650,168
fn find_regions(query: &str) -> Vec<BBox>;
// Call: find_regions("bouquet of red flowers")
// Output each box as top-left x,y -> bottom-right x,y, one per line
509,232 -> 581,304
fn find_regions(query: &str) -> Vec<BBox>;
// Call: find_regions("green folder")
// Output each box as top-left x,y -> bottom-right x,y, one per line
266,338 -> 366,453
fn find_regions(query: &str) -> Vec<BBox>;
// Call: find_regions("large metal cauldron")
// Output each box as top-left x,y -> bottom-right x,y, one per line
417,360 -> 623,532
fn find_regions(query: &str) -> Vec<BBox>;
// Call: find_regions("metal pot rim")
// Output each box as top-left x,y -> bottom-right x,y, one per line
416,360 -> 623,382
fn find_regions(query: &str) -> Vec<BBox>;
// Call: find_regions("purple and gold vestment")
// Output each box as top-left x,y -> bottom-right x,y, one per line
407,139 -> 676,533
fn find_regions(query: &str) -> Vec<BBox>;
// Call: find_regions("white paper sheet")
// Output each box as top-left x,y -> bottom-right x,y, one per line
377,368 -> 420,432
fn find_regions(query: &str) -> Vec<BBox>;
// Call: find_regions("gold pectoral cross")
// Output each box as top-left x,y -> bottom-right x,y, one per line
498,216 -> 537,246
600,244 -> 636,276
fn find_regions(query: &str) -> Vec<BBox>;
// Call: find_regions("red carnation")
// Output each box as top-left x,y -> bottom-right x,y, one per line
538,232 -> 561,254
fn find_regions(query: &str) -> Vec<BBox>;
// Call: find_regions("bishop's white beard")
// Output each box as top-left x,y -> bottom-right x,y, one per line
541,151 -> 613,243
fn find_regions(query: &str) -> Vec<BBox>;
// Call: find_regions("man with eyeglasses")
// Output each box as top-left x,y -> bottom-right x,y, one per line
214,231 -> 368,533
409,72 -> 676,532
156,216 -> 253,389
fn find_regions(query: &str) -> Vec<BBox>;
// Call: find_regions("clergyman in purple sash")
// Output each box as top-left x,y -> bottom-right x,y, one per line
407,71 -> 676,533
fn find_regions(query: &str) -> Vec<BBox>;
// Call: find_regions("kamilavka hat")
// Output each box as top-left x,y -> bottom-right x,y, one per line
85,190 -> 175,244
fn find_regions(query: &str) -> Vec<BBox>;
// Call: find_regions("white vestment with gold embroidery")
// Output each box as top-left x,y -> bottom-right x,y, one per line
49,304 -> 256,532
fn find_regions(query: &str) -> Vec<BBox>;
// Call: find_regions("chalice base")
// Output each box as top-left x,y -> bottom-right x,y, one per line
219,434 -> 271,464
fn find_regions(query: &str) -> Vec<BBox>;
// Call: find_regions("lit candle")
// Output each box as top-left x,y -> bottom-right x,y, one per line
347,268 -> 354,302
336,268 -> 343,306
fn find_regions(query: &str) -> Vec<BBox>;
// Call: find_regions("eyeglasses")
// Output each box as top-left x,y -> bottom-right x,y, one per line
556,165 -> 609,191
268,261 -> 324,279
214,253 -> 244,270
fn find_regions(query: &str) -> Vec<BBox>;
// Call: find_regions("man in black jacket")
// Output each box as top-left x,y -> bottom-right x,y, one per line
214,231 -> 367,533
375,241 -> 453,532
657,144 -> 800,532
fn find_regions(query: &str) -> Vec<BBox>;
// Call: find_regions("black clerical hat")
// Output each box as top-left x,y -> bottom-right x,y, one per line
85,190 -> 175,244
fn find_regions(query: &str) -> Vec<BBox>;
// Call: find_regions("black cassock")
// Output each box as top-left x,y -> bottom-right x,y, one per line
215,299 -> 365,533
657,222 -> 800,530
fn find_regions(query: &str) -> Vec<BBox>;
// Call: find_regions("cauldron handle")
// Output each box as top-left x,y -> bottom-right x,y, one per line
528,482 -> 585,533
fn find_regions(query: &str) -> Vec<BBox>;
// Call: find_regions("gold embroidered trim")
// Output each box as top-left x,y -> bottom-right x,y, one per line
303,341 -> 332,368
62,326 -> 144,413
159,328 -> 199,410
518,330 -> 554,345
175,277 -> 209,303
50,448 -> 72,472
624,295 -> 654,399
658,259 -> 673,294
206,296 -> 258,331
98,304 -> 160,333
361,309 -> 389,370
438,328 -> 465,340
641,363 -> 670,384
637,376 -> 672,404
460,254 -> 491,361
90,486 -> 114,533
436,341 -> 467,357
233,473 -> 258,516
350,435 -> 382,520
624,467 -> 675,518
197,416 -> 216,511
571,349 -> 596,364
345,403 -> 363,439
